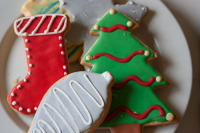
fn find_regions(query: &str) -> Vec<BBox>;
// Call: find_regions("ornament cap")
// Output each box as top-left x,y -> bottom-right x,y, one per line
102,71 -> 113,82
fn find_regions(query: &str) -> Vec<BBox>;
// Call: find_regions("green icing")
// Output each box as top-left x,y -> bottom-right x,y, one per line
83,9 -> 175,127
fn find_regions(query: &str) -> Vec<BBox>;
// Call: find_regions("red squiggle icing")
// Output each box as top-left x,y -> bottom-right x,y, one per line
113,76 -> 155,89
105,105 -> 166,121
93,50 -> 144,63
101,24 -> 128,32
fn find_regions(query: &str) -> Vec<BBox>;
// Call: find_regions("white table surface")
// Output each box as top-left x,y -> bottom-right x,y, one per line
0,0 -> 200,133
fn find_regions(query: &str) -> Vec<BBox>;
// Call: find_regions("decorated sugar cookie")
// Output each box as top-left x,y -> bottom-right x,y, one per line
81,9 -> 178,132
21,0 -> 83,64
60,0 -> 148,60
28,71 -> 115,133
21,0 -> 67,16
22,0 -> 148,64
67,42 -> 84,63
8,14 -> 70,115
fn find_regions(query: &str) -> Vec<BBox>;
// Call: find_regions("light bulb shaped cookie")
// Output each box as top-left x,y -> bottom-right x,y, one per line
28,71 -> 115,133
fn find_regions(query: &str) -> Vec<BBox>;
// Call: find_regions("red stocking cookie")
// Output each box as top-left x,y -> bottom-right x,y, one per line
8,14 -> 70,115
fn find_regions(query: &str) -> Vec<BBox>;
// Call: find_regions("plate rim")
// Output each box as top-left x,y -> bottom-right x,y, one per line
0,0 -> 193,132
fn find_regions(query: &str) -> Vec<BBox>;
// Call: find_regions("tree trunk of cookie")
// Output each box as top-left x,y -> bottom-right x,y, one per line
110,123 -> 142,133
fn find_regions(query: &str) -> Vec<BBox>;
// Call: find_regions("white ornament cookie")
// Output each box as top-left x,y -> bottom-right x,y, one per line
28,71 -> 115,133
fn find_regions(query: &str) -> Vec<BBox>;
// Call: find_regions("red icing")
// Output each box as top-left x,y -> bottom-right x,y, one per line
113,76 -> 155,89
8,15 -> 69,115
93,50 -> 144,63
16,15 -> 65,34
105,105 -> 166,121
101,24 -> 128,32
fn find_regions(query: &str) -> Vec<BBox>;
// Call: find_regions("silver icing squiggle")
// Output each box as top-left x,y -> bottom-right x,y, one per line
29,71 -> 113,133
60,0 -> 148,59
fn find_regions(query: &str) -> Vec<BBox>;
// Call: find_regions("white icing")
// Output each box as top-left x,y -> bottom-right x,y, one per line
19,107 -> 23,111
61,51 -> 65,55
24,32 -> 28,36
27,108 -> 31,112
25,48 -> 30,51
14,14 -> 68,36
19,17 -> 35,34
83,74 -> 105,108
17,85 -> 21,89
27,55 -> 31,58
25,39 -> 29,42
64,72 -> 67,75
29,72 -> 111,133
11,92 -> 15,96
17,19 -> 23,28
129,1 -> 134,4
55,17 -> 66,33
24,79 -> 27,82
102,72 -> 113,82
97,18 -> 101,21
35,104 -> 73,133
12,101 -> 17,105
142,7 -> 145,10
28,72 -> 32,75
61,1 -> 66,5
63,65 -> 67,69
59,44 -> 63,47
32,15 -> 47,35
29,64 -> 33,67
59,36 -> 62,40
34,107 -> 38,110
132,9 -> 136,14
44,15 -> 56,34
33,119 -> 57,133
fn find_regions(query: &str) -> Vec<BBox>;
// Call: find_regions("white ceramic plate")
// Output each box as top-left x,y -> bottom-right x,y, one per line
0,0 -> 192,133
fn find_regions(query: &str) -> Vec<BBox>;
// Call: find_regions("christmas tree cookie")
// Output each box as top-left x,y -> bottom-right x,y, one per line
21,0 -> 83,64
59,0 -> 148,62
81,8 -> 178,132
8,14 -> 70,115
